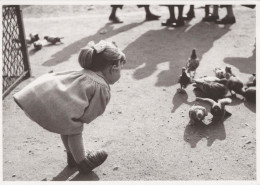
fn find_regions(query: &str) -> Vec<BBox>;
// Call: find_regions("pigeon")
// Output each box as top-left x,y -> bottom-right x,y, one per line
189,104 -> 208,125
44,36 -> 64,44
33,40 -> 48,50
186,48 -> 200,80
193,77 -> 228,100
214,68 -> 226,79
178,67 -> 191,93
225,66 -> 244,96
246,73 -> 256,88
196,97 -> 232,120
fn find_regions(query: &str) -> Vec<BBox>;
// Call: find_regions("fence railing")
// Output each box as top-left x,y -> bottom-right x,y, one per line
2,5 -> 30,99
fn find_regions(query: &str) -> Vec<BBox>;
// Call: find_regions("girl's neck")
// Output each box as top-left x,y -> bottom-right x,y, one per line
94,70 -> 110,85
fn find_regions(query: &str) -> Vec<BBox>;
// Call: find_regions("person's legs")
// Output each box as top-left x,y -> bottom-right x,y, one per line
109,5 -> 123,23
176,5 -> 185,26
162,5 -> 176,26
202,5 -> 219,22
61,135 -> 77,167
216,5 -> 236,24
68,133 -> 86,164
67,133 -> 108,174
138,5 -> 160,21
183,5 -> 195,20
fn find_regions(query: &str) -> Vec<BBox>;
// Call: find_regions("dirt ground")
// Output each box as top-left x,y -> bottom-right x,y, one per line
2,5 -> 257,181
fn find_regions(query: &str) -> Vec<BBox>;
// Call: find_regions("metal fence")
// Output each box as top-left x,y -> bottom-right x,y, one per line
2,5 -> 30,99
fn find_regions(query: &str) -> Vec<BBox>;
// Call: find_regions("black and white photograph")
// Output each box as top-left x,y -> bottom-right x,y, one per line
1,0 -> 258,183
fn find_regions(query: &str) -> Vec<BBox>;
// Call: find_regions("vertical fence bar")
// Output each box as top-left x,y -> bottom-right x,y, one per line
15,5 -> 31,78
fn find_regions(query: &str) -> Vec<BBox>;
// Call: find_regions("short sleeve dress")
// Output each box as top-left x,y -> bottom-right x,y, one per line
13,69 -> 110,135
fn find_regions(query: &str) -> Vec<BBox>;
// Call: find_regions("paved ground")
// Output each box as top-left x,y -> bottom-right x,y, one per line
2,5 -> 256,181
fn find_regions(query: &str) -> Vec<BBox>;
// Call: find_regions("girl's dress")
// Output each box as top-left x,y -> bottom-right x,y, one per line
13,69 -> 110,135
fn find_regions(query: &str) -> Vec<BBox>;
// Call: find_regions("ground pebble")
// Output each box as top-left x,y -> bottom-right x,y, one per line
113,166 -> 119,171
12,174 -> 16,177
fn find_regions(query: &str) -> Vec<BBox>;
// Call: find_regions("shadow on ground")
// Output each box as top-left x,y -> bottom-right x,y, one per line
223,44 -> 256,74
49,166 -> 99,181
183,115 -> 231,148
123,21 -> 231,87
42,22 -> 144,66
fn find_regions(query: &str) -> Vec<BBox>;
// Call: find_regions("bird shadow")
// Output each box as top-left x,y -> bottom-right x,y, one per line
28,47 -> 41,56
183,114 -> 230,148
49,165 -> 99,181
42,21 -> 144,66
171,90 -> 194,113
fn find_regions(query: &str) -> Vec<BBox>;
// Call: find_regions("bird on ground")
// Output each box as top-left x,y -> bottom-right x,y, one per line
196,97 -> 232,120
177,67 -> 191,93
189,104 -> 208,125
186,48 -> 200,80
225,66 -> 244,96
193,77 -> 228,100
246,73 -> 256,88
44,36 -> 64,44
25,33 -> 39,45
33,40 -> 47,50
214,67 -> 226,79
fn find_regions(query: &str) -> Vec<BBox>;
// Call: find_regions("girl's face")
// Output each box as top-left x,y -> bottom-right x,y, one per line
106,59 -> 125,84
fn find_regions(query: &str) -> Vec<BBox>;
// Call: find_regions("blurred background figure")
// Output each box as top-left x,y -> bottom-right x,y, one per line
161,5 -> 185,27
109,5 -> 160,23
202,5 -> 236,24
216,5 -> 236,24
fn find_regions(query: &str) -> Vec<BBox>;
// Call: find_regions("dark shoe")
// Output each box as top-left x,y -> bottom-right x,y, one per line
215,16 -> 236,24
161,19 -> 184,27
67,152 -> 77,167
146,13 -> 161,21
109,16 -> 123,23
171,19 -> 185,27
161,19 -> 176,26
77,150 -> 108,174
202,15 -> 219,22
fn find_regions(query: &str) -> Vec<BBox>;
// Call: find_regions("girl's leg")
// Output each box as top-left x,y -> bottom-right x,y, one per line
61,135 -> 77,167
60,134 -> 70,152
68,133 -> 86,164
68,133 -> 108,173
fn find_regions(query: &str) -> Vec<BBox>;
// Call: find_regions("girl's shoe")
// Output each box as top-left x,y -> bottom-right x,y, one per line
77,150 -> 108,174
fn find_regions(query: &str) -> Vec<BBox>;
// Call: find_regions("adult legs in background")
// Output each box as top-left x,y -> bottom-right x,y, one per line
183,5 -> 195,20
109,5 -> 124,23
202,5 -> 219,22
137,5 -> 161,21
216,5 -> 236,24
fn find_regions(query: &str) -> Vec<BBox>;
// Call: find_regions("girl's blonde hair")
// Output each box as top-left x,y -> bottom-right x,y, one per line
78,40 -> 126,71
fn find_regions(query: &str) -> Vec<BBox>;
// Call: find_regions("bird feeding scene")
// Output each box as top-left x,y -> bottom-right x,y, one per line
2,3 -> 257,182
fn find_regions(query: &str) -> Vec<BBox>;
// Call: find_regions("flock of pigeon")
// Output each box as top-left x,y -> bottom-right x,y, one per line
178,49 -> 256,125
25,33 -> 64,50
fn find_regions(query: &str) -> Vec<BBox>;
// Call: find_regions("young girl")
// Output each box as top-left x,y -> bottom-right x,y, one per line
13,40 -> 126,173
